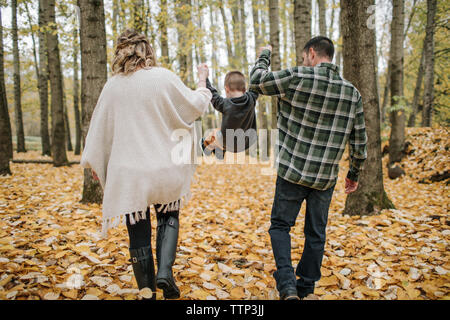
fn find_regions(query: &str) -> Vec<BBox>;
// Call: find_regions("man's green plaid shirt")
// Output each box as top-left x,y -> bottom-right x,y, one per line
250,50 -> 367,190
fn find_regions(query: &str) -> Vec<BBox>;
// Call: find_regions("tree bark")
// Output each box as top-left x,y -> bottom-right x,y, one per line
25,2 -> 50,156
112,0 -> 119,48
132,0 -> 146,33
388,0 -> 405,164
209,6 -> 220,88
0,8 -> 12,175
73,24 -> 81,155
293,0 -> 311,65
317,0 -> 326,36
219,2 -> 234,68
11,0 -> 26,153
380,65 -> 390,124
341,0 -> 394,216
158,0 -> 169,66
407,45 -> 425,127
239,0 -> 248,73
268,0 -> 281,133
63,80 -> 73,152
38,0 -> 51,156
43,0 -> 68,167
78,0 -> 108,204
421,0 -> 437,127
175,0 -> 194,86
230,0 -> 241,70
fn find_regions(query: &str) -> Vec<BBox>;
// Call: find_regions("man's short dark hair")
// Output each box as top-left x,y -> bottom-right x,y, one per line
303,36 -> 334,60
224,71 -> 246,92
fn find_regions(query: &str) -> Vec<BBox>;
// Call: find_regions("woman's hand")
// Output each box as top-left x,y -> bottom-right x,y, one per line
197,63 -> 209,88
92,170 -> 99,181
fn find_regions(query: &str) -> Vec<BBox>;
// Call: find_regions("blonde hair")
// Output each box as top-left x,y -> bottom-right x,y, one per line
112,29 -> 157,76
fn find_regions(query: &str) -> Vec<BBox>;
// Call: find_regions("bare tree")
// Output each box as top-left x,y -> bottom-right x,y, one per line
0,7 -> 12,175
11,0 -> 26,153
388,0 -> 405,164
268,0 -> 281,133
42,0 -> 68,166
73,19 -> 81,155
317,0 -> 326,35
158,0 -> 170,65
421,0 -> 437,127
78,0 -> 108,203
293,0 -> 311,65
219,1 -> 234,68
407,45 -> 425,127
239,0 -> 248,72
341,0 -> 394,215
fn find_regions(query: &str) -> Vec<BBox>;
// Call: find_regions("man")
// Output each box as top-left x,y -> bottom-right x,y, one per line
249,36 -> 367,300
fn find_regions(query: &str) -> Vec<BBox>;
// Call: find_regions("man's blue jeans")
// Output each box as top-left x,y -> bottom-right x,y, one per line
269,176 -> 335,297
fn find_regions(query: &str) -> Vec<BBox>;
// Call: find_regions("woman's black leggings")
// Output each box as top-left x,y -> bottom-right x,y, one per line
125,206 -> 179,249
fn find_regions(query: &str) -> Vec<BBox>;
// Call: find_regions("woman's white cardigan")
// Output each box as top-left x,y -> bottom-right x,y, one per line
80,67 -> 212,237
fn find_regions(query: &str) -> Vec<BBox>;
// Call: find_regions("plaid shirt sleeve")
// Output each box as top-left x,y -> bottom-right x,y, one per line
249,49 -> 293,97
347,96 -> 368,182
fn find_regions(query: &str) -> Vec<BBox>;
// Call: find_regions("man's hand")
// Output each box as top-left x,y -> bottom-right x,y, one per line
197,63 -> 209,81
92,170 -> 99,182
345,178 -> 358,194
258,45 -> 272,56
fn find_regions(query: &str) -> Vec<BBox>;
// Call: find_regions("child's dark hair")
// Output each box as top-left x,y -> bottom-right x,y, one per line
303,36 -> 334,60
224,71 -> 246,92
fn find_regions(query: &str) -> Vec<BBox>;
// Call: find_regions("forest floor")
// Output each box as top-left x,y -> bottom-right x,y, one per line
0,127 -> 448,300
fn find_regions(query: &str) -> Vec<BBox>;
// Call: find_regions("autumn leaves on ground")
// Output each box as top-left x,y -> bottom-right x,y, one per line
0,127 -> 449,300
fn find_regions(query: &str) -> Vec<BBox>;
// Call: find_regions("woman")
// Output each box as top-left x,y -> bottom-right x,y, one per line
80,29 -> 211,299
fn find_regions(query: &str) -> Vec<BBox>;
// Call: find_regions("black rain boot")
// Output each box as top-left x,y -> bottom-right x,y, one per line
156,211 -> 180,299
129,245 -> 156,300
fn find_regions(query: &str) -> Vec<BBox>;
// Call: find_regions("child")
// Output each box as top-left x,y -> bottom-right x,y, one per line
201,71 -> 259,158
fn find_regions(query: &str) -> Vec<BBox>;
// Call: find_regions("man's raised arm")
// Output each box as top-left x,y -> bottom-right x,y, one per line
249,46 -> 293,97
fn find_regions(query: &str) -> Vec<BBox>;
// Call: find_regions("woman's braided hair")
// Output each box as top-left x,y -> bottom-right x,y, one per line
112,29 -> 157,76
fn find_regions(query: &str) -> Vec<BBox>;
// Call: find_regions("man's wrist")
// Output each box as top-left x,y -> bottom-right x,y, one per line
346,169 -> 359,182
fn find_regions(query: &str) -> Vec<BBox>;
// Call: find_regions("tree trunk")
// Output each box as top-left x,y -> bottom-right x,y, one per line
268,0 -> 281,133
194,0 -> 205,65
0,8 -> 12,175
252,0 -> 262,55
293,0 -> 311,65
158,0 -> 169,66
43,0 -> 68,167
219,2 -> 234,68
132,0 -> 145,33
63,80 -> 73,152
73,24 -> 81,155
230,0 -> 241,70
380,65 -> 390,124
38,0 -> 51,156
239,0 -> 248,73
388,0 -> 405,164
280,0 -> 288,68
317,0 -> 326,36
341,0 -> 394,216
328,0 -> 336,39
175,0 -> 193,86
421,0 -> 437,127
25,2 -> 50,156
112,0 -> 119,48
12,0 -> 26,153
407,45 -> 425,127
78,0 -> 108,204
209,6 -> 220,88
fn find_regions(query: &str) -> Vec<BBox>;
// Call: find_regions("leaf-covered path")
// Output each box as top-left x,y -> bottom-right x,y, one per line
0,128 -> 448,300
